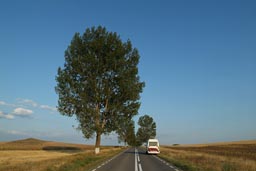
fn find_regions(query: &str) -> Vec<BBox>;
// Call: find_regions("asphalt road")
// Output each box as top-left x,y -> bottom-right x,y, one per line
91,147 -> 182,171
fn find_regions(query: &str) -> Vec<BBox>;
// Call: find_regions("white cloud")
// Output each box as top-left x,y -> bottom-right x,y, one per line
40,105 -> 57,112
5,114 -> 14,119
0,111 -> 14,120
17,98 -> 38,107
13,107 -> 33,116
7,130 -> 29,136
1,98 -> 57,120
16,98 -> 57,113
0,100 -> 16,107
0,101 -> 7,105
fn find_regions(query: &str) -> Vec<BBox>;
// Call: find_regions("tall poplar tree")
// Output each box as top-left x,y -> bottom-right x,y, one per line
136,115 -> 156,145
117,119 -> 136,146
55,26 -> 144,153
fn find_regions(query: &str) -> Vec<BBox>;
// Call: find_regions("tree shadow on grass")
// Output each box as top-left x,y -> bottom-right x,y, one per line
42,146 -> 83,154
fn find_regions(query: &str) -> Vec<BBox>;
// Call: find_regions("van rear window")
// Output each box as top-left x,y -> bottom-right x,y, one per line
149,142 -> 158,146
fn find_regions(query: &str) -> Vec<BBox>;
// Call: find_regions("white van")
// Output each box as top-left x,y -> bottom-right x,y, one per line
146,139 -> 160,154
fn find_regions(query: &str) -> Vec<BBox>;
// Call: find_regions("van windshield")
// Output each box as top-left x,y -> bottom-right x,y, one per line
149,142 -> 158,146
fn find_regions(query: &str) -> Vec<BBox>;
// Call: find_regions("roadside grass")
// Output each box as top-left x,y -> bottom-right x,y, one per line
0,138 -> 125,171
159,141 -> 256,171
159,154 -> 197,171
47,148 -> 123,171
0,148 -> 124,171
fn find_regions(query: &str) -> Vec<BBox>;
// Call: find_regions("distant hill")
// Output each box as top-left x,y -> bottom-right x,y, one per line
0,138 -> 93,151
7,138 -> 47,145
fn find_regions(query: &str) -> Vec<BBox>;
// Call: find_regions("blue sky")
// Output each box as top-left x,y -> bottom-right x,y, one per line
0,0 -> 256,145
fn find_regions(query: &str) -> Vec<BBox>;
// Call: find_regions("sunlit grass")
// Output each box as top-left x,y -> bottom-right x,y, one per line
159,140 -> 256,171
0,138 -> 125,171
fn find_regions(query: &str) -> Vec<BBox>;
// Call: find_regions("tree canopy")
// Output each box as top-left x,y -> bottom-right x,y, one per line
136,114 -> 156,145
55,26 -> 145,153
117,119 -> 136,146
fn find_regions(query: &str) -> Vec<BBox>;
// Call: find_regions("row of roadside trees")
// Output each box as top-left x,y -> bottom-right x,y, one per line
117,114 -> 156,146
55,26 -> 156,153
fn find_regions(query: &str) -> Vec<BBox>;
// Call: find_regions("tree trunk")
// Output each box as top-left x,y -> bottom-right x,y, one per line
95,103 -> 101,154
95,132 -> 101,154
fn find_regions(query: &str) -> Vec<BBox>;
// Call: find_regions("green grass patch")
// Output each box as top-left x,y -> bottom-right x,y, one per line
158,154 -> 198,171
59,156 -> 102,170
221,162 -> 237,171
47,148 -> 124,171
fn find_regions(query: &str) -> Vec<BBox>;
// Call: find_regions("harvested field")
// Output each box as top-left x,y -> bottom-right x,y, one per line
160,140 -> 256,171
169,143 -> 256,160
0,150 -> 73,165
0,138 -> 93,151
0,138 -> 123,171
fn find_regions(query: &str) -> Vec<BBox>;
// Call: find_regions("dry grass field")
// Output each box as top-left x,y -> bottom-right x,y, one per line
0,138 -> 123,171
159,140 -> 256,171
0,138 -> 93,150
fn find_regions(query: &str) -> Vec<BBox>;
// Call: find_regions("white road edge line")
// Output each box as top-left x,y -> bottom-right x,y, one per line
153,155 -> 182,171
92,147 -> 131,171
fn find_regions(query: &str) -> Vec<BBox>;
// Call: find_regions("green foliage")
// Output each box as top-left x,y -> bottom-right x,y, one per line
136,115 -> 156,144
117,120 -> 136,146
55,26 -> 145,147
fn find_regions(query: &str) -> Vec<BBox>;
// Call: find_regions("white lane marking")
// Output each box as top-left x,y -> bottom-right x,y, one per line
135,148 -> 138,171
139,163 -> 143,171
135,148 -> 143,171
